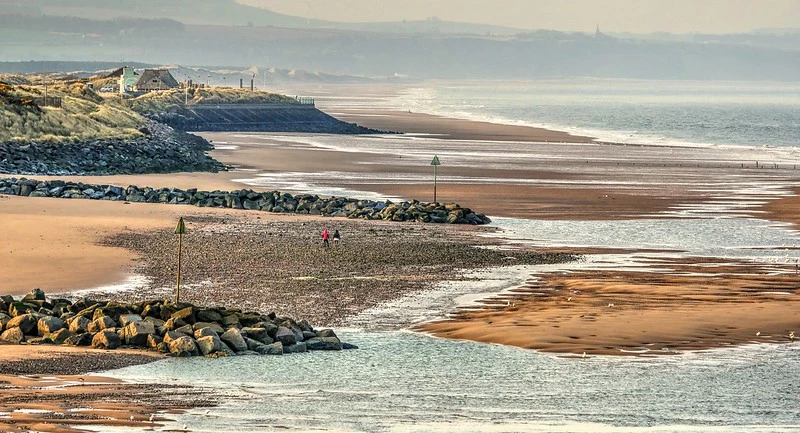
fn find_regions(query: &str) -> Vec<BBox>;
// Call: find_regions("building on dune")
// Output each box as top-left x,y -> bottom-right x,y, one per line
134,68 -> 179,92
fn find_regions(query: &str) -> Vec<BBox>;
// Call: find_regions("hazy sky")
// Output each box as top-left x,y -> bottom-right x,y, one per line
238,0 -> 800,34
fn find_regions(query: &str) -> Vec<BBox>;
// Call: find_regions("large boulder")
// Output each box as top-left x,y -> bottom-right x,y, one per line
163,317 -> 187,331
220,328 -> 248,352
0,327 -> 24,344
64,332 -> 93,346
48,328 -> 72,344
194,327 -> 218,339
194,322 -> 224,334
283,342 -> 308,354
196,309 -> 222,323
195,335 -> 223,355
119,314 -> 143,327
38,316 -> 65,336
68,315 -> 91,333
305,337 -> 343,351
244,337 -> 266,352
0,312 -> 10,329
6,313 -> 38,335
241,327 -> 272,345
21,288 -> 46,302
163,331 -> 184,344
256,341 -> 283,355
9,301 -> 33,317
122,320 -> 156,346
92,330 -> 121,350
274,326 -> 297,346
87,316 -> 116,333
170,306 -> 195,324
316,329 -> 338,338
169,336 -> 199,357
221,314 -> 240,328
147,334 -> 163,349
174,324 -> 194,337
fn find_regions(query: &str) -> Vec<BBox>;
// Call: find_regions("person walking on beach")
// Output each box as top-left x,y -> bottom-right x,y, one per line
322,228 -> 330,248
333,229 -> 341,246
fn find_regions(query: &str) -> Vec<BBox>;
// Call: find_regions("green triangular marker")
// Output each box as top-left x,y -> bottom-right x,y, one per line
431,155 -> 441,166
175,217 -> 187,235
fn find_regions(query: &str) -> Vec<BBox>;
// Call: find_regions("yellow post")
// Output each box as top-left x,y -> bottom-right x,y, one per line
175,217 -> 187,303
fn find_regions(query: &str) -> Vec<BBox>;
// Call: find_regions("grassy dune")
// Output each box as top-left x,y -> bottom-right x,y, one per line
1,79 -> 299,143
0,81 -> 145,143
123,87 -> 300,115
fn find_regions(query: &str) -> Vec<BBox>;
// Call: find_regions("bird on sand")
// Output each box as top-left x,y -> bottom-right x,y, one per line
204,409 -> 211,416
130,415 -> 135,421
567,297 -> 572,301
756,331 -> 761,336
183,424 -> 188,430
608,303 -> 615,307
790,331 -> 795,341
149,414 -> 155,422
581,352 -> 586,358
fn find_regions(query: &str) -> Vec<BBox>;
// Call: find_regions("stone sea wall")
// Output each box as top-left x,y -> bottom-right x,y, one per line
0,121 -> 224,176
145,104 -> 387,134
0,289 -> 353,357
0,177 -> 492,224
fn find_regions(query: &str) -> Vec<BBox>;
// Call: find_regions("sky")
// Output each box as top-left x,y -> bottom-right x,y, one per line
238,0 -> 800,34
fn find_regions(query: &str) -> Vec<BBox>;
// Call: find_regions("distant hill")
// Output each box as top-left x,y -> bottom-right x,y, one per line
0,8 -> 799,81
0,0 -> 524,35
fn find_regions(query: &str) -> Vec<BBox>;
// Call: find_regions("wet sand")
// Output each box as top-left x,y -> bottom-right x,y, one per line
2,108 -> 800,358
331,109 -> 596,143
416,258 -> 800,356
0,346 -> 211,433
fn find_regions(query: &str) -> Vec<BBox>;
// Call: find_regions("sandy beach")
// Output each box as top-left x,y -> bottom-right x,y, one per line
0,345 -> 212,433
2,103 -> 800,429
2,106 -> 800,359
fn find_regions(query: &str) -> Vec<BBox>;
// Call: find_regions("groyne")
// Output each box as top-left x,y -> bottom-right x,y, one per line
0,289 -> 351,357
0,177 -> 492,224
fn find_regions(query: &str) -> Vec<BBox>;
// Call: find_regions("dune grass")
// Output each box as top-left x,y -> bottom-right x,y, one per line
0,81 -> 145,143
124,87 -> 299,115
1,79 -> 301,143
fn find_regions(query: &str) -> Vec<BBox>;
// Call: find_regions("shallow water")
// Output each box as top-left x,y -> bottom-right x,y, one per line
108,332 -> 800,432
104,80 -> 800,431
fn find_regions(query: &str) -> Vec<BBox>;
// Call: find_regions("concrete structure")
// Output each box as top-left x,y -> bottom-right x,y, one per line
118,67 -> 138,94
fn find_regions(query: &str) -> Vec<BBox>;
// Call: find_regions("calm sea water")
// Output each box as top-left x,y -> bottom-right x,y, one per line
103,80 -> 800,432
107,332 -> 800,433
391,79 -> 800,148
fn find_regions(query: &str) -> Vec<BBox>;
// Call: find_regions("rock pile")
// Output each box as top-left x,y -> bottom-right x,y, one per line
0,121 -> 224,175
0,177 -> 491,224
0,289 -> 354,357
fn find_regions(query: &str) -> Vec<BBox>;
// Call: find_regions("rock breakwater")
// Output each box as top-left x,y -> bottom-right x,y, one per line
0,177 -> 491,224
0,289 -> 352,357
0,121 -> 224,175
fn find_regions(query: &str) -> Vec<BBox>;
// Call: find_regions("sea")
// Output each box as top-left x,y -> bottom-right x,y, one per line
101,79 -> 800,432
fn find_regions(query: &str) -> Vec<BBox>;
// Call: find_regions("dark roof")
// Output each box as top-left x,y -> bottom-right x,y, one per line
105,67 -> 139,78
134,69 -> 179,88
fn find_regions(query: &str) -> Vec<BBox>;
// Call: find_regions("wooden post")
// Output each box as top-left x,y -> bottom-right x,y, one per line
175,217 -> 186,303
434,164 -> 438,203
430,155 -> 441,203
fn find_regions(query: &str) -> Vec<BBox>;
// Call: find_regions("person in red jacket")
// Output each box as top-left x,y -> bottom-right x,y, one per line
322,228 -> 330,248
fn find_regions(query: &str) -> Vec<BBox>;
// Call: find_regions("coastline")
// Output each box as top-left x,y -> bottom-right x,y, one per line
2,107 -> 800,356
0,346 -> 213,433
